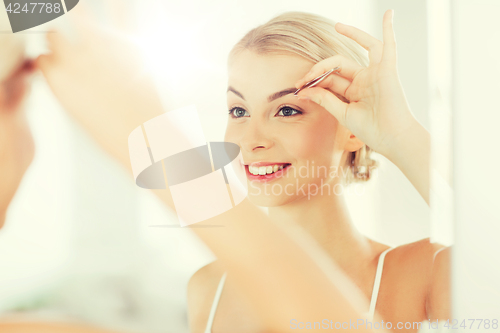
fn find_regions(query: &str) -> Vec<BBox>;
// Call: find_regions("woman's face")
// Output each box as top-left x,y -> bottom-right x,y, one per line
225,50 -> 353,207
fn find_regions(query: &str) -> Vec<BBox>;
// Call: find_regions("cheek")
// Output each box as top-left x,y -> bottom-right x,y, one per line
224,124 -> 239,145
284,118 -> 338,163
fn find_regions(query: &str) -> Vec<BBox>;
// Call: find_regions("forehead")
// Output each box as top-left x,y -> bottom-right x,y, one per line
227,50 -> 314,99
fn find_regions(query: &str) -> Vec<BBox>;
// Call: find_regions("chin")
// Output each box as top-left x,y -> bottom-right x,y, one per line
247,195 -> 290,208
246,186 -> 299,207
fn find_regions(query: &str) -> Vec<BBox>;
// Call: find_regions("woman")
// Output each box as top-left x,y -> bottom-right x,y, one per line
34,4 -> 450,332
186,11 -> 450,332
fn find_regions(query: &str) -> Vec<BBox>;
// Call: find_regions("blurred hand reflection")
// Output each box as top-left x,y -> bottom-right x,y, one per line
0,59 -> 35,227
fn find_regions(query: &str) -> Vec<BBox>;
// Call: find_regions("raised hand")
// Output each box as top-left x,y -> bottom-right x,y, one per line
294,10 -> 430,203
0,59 -> 36,226
294,10 -> 418,161
34,1 -> 164,167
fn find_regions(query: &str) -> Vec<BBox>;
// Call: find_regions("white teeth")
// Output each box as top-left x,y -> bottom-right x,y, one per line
249,166 -> 260,175
248,164 -> 288,176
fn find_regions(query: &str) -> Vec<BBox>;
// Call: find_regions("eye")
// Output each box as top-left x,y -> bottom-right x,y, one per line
228,107 -> 249,118
276,106 -> 302,117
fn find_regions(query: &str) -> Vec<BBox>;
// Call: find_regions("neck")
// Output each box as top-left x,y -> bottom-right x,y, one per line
268,184 -> 375,275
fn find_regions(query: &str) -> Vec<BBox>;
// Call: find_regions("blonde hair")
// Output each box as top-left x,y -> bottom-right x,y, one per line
228,11 -> 378,184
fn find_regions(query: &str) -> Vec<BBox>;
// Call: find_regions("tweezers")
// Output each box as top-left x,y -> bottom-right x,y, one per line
293,66 -> 340,96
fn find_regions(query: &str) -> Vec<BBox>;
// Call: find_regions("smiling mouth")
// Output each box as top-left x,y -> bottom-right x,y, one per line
244,163 -> 292,181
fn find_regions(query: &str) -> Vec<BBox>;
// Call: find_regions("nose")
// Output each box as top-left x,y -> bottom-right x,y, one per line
240,117 -> 274,153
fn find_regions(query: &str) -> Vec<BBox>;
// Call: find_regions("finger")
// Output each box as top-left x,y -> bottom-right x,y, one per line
335,22 -> 383,64
295,87 -> 349,125
295,55 -> 363,88
1,59 -> 35,101
34,54 -> 55,75
5,59 -> 35,80
382,9 -> 397,65
296,73 -> 352,102
0,62 -> 32,110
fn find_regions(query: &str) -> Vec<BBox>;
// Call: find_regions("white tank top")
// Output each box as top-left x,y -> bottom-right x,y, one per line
204,247 -> 395,332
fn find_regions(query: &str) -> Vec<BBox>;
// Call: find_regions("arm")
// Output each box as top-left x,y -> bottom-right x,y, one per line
385,119 -> 430,205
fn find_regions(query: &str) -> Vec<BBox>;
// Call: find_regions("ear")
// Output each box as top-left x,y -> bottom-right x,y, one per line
344,133 -> 365,152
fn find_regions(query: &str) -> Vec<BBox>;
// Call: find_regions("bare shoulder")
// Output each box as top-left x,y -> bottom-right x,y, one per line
384,238 -> 450,319
389,237 -> 447,268
427,246 -> 452,319
188,259 -> 225,297
187,260 -> 226,333
381,238 -> 445,320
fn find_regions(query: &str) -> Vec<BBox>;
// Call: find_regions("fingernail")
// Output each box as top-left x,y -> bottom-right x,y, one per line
297,96 -> 311,102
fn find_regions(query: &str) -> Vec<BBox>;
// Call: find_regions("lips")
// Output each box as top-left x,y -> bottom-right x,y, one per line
243,162 -> 292,182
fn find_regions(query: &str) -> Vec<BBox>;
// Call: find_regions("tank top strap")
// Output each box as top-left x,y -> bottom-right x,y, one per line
205,248 -> 394,330
204,272 -> 227,333
367,247 -> 395,320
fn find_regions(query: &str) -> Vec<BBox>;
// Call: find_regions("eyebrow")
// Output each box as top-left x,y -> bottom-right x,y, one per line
227,86 -> 297,103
